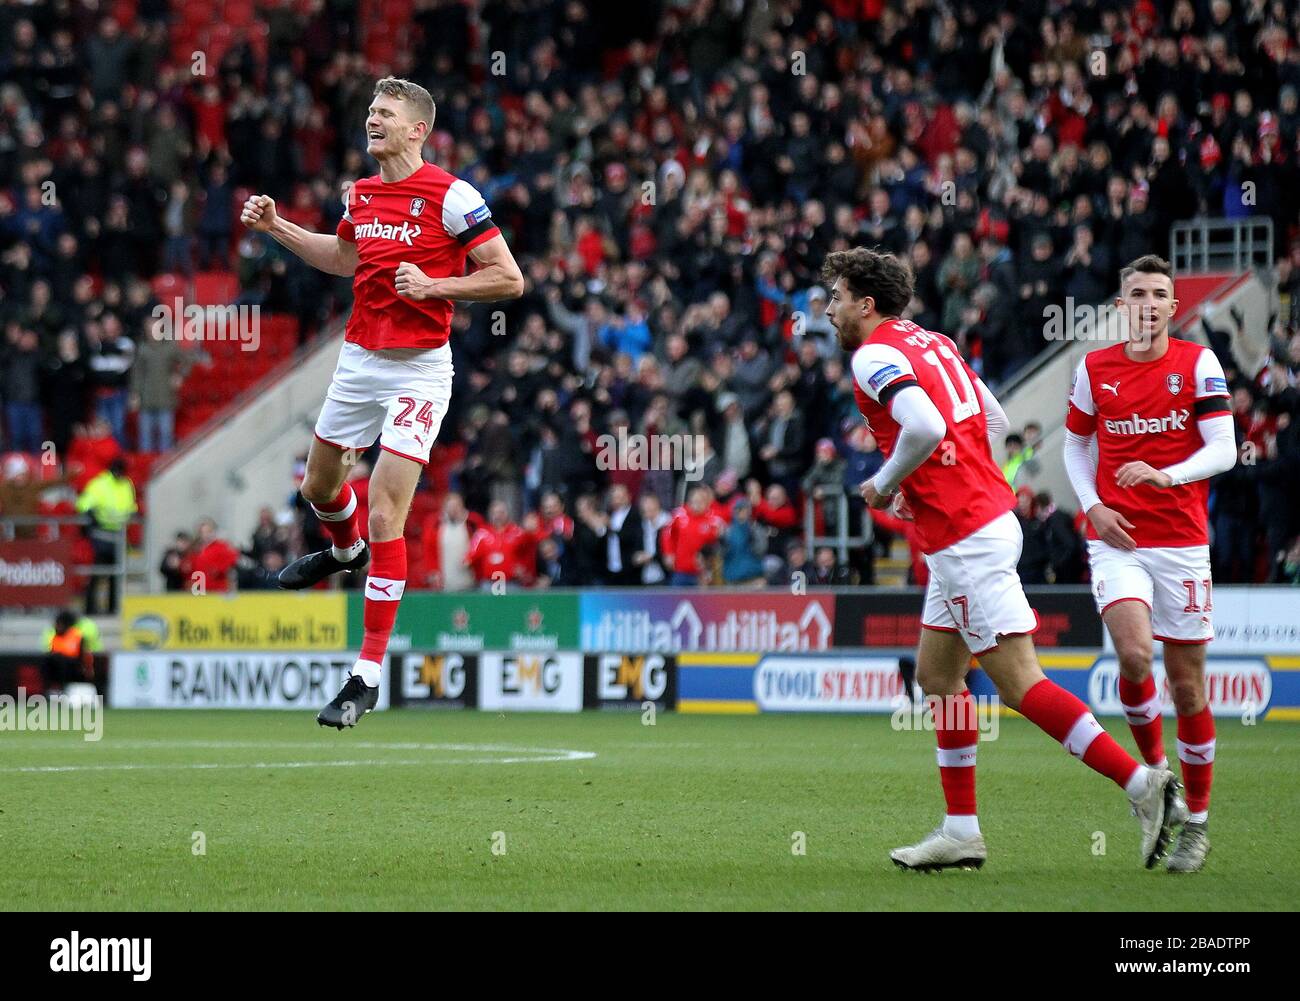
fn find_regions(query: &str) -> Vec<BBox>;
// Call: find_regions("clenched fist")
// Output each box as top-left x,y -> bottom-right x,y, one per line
240,194 -> 278,232
395,261 -> 439,300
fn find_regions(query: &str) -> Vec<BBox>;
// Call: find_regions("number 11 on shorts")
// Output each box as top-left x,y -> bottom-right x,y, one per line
1181,578 -> 1212,613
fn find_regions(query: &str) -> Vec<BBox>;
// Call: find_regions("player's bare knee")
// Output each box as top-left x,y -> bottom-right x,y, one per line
915,662 -> 947,696
1168,677 -> 1205,715
368,503 -> 403,540
300,476 -> 338,507
1115,642 -> 1153,681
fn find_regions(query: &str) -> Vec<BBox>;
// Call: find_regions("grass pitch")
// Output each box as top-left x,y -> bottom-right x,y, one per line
1,709 -> 1294,910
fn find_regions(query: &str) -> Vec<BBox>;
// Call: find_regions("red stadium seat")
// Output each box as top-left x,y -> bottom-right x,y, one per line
226,0 -> 256,27
152,272 -> 188,304
112,0 -> 138,29
16,665 -> 44,698
248,21 -> 270,62
193,272 -> 239,306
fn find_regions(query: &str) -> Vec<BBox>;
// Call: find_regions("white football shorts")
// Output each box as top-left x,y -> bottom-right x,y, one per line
1087,540 -> 1213,644
921,510 -> 1040,655
314,340 -> 453,465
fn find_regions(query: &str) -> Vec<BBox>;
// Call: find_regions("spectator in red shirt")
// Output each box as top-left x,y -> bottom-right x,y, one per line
663,485 -> 726,586
751,480 -> 801,558
66,418 -> 122,494
535,491 -> 574,541
190,518 -> 241,592
467,500 -> 530,588
709,469 -> 742,522
519,491 -> 574,575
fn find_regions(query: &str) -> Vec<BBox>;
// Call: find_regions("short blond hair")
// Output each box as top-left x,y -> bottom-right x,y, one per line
372,77 -> 435,135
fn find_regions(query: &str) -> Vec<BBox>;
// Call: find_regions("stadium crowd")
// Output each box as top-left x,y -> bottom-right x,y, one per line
2,0 -> 1300,591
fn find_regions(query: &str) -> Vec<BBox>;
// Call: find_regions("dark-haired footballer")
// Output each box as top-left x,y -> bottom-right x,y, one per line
822,247 -> 1181,872
1064,254 -> 1236,873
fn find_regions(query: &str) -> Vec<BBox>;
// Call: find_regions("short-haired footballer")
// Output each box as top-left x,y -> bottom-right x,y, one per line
1065,254 -> 1237,872
240,78 -> 524,728
824,247 -> 1181,873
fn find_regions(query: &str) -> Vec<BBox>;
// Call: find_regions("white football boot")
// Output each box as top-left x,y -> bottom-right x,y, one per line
1166,775 -> 1191,828
1166,821 -> 1210,873
890,827 -> 987,872
1129,766 -> 1178,868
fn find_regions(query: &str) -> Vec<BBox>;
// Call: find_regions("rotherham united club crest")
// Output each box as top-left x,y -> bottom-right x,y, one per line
409,197 -> 426,217
1167,373 -> 1183,395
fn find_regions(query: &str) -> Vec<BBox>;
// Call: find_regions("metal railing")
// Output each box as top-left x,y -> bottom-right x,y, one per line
1170,217 -> 1273,274
802,492 -> 872,564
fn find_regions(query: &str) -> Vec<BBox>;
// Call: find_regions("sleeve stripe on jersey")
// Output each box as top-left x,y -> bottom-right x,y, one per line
1194,396 -> 1231,418
877,376 -> 918,406
456,218 -> 499,246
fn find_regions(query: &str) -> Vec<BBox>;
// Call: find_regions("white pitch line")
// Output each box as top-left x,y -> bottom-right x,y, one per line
0,742 -> 596,773
1,740 -> 589,752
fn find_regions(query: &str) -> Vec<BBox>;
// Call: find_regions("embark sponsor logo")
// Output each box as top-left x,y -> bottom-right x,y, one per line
1104,409 -> 1189,435
50,932 -> 151,981
354,216 -> 421,246
151,298 -> 260,351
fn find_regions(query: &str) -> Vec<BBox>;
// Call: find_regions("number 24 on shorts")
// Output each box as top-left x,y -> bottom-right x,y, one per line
393,397 -> 435,434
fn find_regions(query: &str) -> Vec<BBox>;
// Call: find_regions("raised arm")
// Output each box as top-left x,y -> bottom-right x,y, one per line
240,194 -> 359,277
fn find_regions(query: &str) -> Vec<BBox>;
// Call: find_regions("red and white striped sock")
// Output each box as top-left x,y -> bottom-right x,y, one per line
357,538 -> 406,683
931,690 -> 979,838
311,483 -> 363,560
1018,679 -> 1143,792
1119,673 -> 1167,767
1177,705 -> 1215,823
